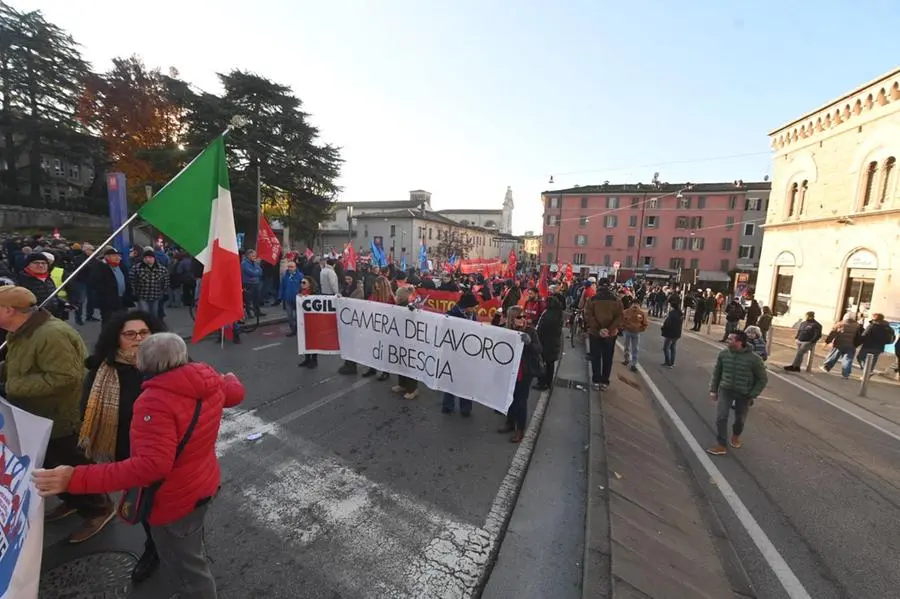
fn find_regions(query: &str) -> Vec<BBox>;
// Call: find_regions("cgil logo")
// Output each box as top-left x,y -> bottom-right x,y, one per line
301,298 -> 337,313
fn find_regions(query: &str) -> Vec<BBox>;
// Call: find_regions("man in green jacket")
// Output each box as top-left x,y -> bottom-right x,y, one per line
0,285 -> 114,543
707,330 -> 768,456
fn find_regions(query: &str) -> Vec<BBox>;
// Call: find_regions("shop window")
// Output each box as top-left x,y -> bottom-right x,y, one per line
773,267 -> 794,316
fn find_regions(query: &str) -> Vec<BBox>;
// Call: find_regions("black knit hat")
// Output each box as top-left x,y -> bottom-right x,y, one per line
458,292 -> 479,309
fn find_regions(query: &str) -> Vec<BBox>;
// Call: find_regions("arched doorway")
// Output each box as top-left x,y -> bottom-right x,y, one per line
841,249 -> 878,321
772,251 -> 796,316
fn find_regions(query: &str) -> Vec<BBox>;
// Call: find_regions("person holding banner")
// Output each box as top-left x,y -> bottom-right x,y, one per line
337,273 -> 366,375
391,287 -> 420,399
440,292 -> 480,416
361,276 -> 394,381
498,306 -> 543,443
297,276 -> 320,368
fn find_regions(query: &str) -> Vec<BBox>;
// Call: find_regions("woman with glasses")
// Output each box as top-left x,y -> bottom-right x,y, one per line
79,309 -> 166,583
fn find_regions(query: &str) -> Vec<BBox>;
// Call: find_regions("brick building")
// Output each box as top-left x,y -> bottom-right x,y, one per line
540,181 -> 771,283
756,67 -> 900,324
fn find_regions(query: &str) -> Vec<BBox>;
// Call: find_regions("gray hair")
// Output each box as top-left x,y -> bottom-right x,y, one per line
137,332 -> 189,374
744,325 -> 762,338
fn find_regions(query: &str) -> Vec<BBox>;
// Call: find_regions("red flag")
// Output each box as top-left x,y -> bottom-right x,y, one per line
565,263 -> 574,283
538,265 -> 549,299
305,247 -> 314,261
256,215 -> 281,265
342,243 -> 358,271
506,251 -> 517,278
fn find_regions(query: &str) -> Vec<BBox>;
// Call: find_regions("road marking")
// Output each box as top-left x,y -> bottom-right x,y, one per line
252,342 -> 282,351
679,328 -> 900,444
614,338 -> 813,599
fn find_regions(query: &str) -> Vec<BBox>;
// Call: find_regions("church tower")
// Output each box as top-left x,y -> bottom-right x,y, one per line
501,186 -> 514,233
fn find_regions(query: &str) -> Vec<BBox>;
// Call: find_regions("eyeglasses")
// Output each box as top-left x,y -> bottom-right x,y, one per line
121,329 -> 151,340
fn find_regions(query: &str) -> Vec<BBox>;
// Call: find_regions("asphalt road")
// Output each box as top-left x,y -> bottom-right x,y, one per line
41,320 -> 541,599
635,321 -> 900,599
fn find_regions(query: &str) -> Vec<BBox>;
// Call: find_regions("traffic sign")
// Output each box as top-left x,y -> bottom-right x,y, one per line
613,261 -> 621,270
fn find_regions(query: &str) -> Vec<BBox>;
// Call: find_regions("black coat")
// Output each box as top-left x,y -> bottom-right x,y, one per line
661,308 -> 683,339
82,356 -> 144,461
521,325 -> 544,378
537,294 -> 564,362
93,263 -> 133,312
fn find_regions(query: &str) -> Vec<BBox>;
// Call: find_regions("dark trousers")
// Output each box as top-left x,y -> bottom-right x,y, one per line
589,335 -> 616,385
44,434 -> 112,518
506,376 -> 533,431
398,375 -> 418,392
181,281 -> 196,307
86,288 -> 98,318
715,388 -> 750,446
442,392 -> 472,414
692,310 -> 705,330
538,359 -> 555,387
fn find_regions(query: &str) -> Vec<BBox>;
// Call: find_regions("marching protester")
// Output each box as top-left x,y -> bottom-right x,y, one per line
583,277 -> 624,391
522,286 -> 545,327
94,248 -> 133,327
320,258 -> 340,295
130,249 -> 171,318
720,297 -> 746,342
783,311 -> 823,372
337,272 -> 366,375
497,305 -> 543,443
362,276 -> 394,381
80,310 -> 167,581
33,332 -> 246,599
660,297 -> 683,368
534,285 -> 564,391
820,313 -> 860,379
391,286 -> 420,399
441,292 -> 480,415
16,251 -> 67,319
855,313 -> 896,371
279,260 -> 303,338
0,286 -> 116,542
707,330 -> 768,456
620,295 -> 649,372
297,276 -> 319,368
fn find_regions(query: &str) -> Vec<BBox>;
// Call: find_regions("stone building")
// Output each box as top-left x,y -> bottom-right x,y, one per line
755,67 -> 900,324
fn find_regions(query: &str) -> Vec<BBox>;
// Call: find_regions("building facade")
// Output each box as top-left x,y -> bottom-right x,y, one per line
540,181 -> 770,282
755,68 -> 900,324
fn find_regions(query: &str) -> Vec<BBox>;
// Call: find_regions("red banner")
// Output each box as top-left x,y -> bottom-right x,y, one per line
296,296 -> 340,354
412,289 -> 501,322
256,216 -> 281,265
457,258 -> 504,276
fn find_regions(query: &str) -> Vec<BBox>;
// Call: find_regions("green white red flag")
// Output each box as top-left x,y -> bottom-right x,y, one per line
138,137 -> 243,342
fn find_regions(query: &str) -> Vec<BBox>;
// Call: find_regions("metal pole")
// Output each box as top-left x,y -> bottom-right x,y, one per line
805,344 -> 815,372
765,330 -> 773,356
256,163 -> 262,248
859,353 -> 875,397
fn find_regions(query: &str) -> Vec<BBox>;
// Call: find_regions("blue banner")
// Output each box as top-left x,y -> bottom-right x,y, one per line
106,173 -> 131,254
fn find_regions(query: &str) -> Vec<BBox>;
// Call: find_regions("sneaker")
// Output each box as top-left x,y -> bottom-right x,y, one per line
391,385 -> 405,393
819,365 -> 830,373
591,383 -> 600,391
706,445 -> 727,456
621,360 -> 629,366
629,365 -> 638,373
729,435 -> 742,449
783,365 -> 799,372
403,389 -> 419,400
376,372 -> 390,381
68,510 -> 116,544
45,503 -> 77,523
599,383 -> 609,391
361,368 -> 377,378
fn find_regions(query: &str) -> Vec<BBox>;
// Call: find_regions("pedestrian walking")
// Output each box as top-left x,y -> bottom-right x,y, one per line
720,298 -> 746,342
441,292 -> 480,415
660,297 -> 682,368
620,295 -> 649,372
820,313 -> 860,379
391,287 -> 419,399
783,311 -> 822,371
707,330 -> 768,456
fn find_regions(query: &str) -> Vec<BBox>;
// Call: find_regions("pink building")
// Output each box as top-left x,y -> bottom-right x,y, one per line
540,181 -> 771,281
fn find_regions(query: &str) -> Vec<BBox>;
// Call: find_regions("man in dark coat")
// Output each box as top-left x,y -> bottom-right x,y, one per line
534,288 -> 564,391
93,248 -> 133,326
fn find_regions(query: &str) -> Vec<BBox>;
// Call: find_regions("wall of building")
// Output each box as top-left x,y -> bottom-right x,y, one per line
437,211 -> 503,230
0,204 -> 109,230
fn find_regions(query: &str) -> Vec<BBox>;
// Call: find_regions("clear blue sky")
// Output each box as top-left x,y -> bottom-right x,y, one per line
26,0 -> 900,233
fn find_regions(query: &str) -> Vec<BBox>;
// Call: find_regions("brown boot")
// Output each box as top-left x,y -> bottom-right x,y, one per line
730,435 -> 742,449
45,503 -> 77,523
68,510 -> 116,544
706,445 -> 727,456
510,430 -> 524,444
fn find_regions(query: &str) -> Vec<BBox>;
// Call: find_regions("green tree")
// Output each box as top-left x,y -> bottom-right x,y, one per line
183,70 -> 342,244
432,227 -> 475,263
0,2 -> 93,204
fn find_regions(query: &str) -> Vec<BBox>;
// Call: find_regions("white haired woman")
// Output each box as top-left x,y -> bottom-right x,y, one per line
33,332 -> 245,599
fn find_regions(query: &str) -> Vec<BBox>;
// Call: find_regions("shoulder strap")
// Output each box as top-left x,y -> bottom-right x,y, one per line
174,400 -> 203,460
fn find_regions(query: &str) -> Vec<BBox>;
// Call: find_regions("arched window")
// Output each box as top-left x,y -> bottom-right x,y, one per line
459,219 -> 469,226
862,161 -> 878,207
798,180 -> 809,214
787,182 -> 798,217
483,220 -> 497,228
879,156 -> 896,205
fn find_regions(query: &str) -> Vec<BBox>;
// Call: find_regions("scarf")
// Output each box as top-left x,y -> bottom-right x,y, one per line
78,349 -> 137,462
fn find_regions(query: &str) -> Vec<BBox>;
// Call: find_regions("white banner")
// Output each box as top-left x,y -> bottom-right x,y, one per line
336,298 -> 524,413
0,396 -> 52,599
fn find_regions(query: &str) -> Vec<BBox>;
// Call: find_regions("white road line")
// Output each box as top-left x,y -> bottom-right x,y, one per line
252,342 -> 282,351
612,338 -> 813,599
681,328 -> 900,444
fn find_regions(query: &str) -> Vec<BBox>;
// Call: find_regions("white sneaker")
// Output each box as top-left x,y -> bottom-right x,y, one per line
391,385 -> 404,393
404,389 -> 420,400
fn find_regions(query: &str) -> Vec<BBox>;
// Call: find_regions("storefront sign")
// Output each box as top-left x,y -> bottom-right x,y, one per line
774,251 -> 796,267
846,249 -> 878,269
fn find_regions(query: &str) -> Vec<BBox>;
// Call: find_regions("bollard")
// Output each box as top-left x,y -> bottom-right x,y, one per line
805,344 -> 815,372
765,332 -> 774,357
859,353 -> 875,397
706,317 -> 712,336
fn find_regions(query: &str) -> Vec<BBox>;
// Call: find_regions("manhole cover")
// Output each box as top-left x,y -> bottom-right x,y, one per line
40,551 -> 136,599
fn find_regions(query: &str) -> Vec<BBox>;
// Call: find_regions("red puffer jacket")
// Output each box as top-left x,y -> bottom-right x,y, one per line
68,362 -> 244,525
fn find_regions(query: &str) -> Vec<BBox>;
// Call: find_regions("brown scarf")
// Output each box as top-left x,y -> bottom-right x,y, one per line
78,349 -> 137,462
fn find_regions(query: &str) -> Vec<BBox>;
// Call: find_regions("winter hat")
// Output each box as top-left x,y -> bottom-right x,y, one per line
41,252 -> 55,264
103,247 -> 121,257
0,286 -> 37,309
457,292 -> 479,309
24,253 -> 50,267
143,249 -> 156,258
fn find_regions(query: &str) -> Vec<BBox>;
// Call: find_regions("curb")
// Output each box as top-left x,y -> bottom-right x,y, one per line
581,338 -> 612,599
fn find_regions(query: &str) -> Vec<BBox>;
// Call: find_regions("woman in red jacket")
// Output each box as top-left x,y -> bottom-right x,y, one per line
34,332 -> 244,599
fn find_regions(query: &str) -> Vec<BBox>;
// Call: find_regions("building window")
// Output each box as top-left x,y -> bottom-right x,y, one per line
644,236 -> 656,248
689,258 -> 699,269
547,252 -> 555,263
669,257 -> 684,269
720,259 -> 730,271
575,234 -> 588,246
40,158 -> 50,172
689,237 -> 705,251
721,238 -> 732,251
787,182 -> 799,216
743,223 -> 755,236
69,165 -> 80,180
628,215 -> 637,227
428,228 -> 433,240
745,197 -> 761,211
52,159 -> 62,176
390,224 -> 396,237
773,267 -> 794,316
672,237 -> 687,250
738,245 -> 755,259
546,215 -> 559,226
798,181 -> 808,214
631,196 -> 640,208
573,252 -> 586,264
690,216 -> 703,229
606,196 -> 619,209
579,215 -> 588,227
581,197 -> 588,208
725,216 -> 734,230
605,215 -> 617,228
604,255 -> 611,267
625,255 -> 633,267
627,235 -> 635,248
41,186 -> 52,201
645,215 -> 658,228
676,216 -> 689,229
642,256 -> 653,267
364,224 -> 369,237
862,161 -> 878,208
646,198 -> 658,209
697,196 -> 706,209
544,233 -> 555,245
729,195 -> 737,209
678,196 -> 690,209
880,156 -> 896,204
548,196 -> 559,209
604,235 -> 613,247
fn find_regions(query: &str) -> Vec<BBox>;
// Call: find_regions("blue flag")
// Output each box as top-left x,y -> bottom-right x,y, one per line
419,243 -> 428,271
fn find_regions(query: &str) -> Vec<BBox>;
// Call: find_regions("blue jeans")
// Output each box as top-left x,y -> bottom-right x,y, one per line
663,337 -> 678,365
286,302 -> 297,334
442,392 -> 472,414
138,299 -> 161,316
622,331 -> 640,366
823,346 -> 855,378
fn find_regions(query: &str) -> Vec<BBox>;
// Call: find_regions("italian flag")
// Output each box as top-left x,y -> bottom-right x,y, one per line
139,137 -> 243,342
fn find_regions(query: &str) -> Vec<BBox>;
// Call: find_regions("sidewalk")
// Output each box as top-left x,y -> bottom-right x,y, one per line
581,345 -> 735,598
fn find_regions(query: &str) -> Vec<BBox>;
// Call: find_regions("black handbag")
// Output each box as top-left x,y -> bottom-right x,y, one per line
118,400 -> 202,525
